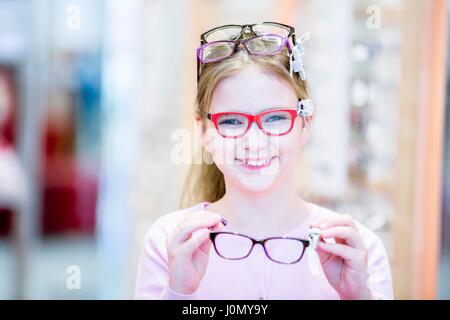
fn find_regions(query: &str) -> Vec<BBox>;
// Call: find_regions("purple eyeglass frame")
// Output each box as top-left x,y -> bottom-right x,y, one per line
196,33 -> 292,81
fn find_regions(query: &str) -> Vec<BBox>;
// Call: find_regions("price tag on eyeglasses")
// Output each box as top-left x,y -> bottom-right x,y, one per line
306,228 -> 322,276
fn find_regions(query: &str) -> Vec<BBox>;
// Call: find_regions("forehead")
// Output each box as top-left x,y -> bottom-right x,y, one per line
209,65 -> 298,114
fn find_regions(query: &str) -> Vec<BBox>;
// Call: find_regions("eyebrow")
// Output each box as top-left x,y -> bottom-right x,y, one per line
216,106 -> 296,114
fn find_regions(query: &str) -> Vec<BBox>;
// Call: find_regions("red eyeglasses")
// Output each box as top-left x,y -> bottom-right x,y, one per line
204,107 -> 299,138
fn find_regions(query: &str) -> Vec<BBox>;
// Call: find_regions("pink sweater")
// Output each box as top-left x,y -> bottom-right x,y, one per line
135,201 -> 393,300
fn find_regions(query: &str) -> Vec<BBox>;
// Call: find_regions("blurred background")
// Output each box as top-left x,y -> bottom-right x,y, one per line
0,0 -> 448,299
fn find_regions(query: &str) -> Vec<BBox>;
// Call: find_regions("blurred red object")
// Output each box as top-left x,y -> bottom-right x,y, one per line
41,155 -> 97,235
0,66 -> 18,237
41,105 -> 97,236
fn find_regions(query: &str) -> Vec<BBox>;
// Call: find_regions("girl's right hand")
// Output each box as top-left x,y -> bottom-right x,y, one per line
166,211 -> 225,295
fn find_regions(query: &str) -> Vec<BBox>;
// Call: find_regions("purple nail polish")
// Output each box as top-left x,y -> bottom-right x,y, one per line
221,217 -> 228,226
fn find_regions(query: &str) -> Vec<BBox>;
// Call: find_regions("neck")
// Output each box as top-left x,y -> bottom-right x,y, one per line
212,176 -> 310,237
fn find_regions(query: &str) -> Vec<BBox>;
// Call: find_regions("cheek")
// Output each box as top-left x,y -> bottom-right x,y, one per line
204,130 -> 238,166
278,124 -> 303,159
276,138 -> 302,172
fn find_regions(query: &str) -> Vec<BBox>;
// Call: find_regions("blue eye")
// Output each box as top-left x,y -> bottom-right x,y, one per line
219,118 -> 243,126
265,115 -> 286,122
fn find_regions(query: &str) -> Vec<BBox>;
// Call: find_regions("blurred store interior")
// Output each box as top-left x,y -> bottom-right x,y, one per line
0,0 -> 449,299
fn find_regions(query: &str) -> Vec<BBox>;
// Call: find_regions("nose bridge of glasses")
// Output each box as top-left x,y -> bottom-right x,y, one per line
233,37 -> 256,55
241,24 -> 256,37
251,239 -> 267,254
246,113 -> 261,127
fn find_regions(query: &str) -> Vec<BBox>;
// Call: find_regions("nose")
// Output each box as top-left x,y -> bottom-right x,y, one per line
242,122 -> 268,152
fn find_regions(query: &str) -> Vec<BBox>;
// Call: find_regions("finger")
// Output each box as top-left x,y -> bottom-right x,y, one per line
200,223 -> 225,253
185,210 -> 223,221
318,242 -> 367,269
172,216 -> 222,245
208,220 -> 226,232
185,210 -> 227,229
181,228 -> 211,256
320,226 -> 365,250
186,211 -> 228,228
310,214 -> 357,230
172,216 -> 220,244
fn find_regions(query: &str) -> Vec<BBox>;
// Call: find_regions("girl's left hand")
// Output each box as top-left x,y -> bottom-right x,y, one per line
310,215 -> 373,300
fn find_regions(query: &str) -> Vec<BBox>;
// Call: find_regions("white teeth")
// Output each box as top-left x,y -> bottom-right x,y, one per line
243,159 -> 270,166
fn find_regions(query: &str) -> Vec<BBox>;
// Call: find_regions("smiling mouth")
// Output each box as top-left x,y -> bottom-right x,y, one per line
235,156 -> 278,170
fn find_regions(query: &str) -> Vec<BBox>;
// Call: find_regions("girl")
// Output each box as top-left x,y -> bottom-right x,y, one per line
135,22 -> 393,300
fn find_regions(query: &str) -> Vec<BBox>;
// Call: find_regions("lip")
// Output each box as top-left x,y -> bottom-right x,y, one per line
235,156 -> 277,171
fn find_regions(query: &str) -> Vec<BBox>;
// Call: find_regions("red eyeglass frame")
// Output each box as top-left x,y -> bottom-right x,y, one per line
205,108 -> 299,138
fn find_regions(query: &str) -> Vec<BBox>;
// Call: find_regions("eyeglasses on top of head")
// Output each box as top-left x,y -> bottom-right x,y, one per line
197,33 -> 292,63
200,22 -> 297,46
196,33 -> 292,81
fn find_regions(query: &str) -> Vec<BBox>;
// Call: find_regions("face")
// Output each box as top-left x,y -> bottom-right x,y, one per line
201,64 -> 312,193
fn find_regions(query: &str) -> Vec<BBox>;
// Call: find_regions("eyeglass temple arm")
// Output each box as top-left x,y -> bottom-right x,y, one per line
196,55 -> 201,82
201,112 -> 212,120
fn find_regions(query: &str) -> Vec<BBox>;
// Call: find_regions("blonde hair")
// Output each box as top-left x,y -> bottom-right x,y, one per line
179,46 -> 310,208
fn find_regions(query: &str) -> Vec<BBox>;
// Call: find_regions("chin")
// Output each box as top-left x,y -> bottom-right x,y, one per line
236,178 -> 278,193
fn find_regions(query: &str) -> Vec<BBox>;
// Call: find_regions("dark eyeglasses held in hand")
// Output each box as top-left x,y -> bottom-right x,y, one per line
210,230 -> 320,265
